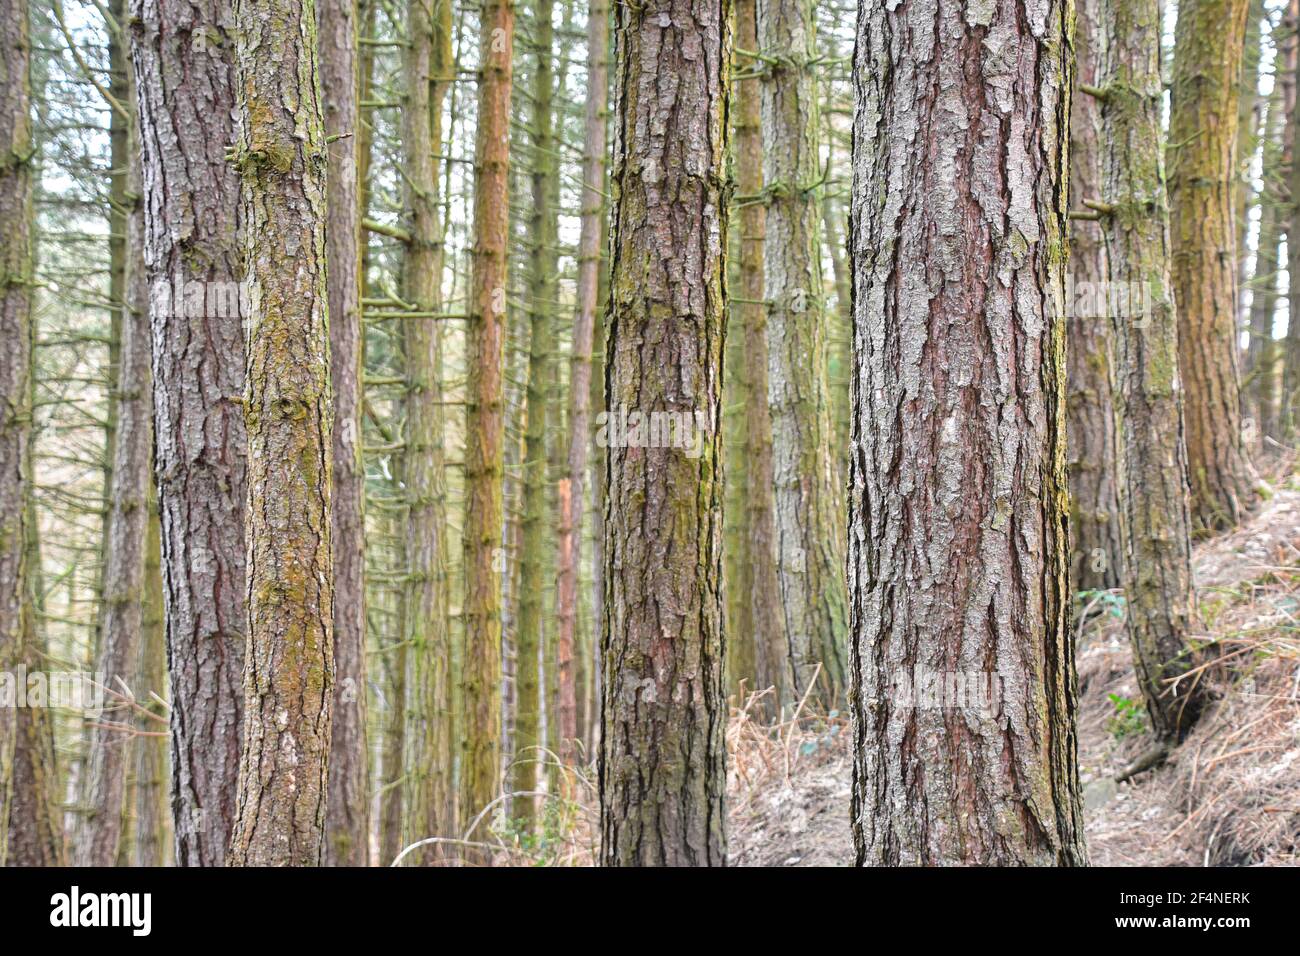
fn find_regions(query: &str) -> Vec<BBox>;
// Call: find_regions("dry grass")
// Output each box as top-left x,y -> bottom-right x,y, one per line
1081,474 -> 1300,866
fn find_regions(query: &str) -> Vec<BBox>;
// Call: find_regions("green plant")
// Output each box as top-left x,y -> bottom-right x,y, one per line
1106,693 -> 1149,740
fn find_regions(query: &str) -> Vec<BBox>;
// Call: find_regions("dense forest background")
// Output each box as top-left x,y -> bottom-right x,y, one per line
1,0 -> 1298,867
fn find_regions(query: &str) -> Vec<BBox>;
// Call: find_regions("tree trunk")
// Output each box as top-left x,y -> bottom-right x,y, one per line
318,0 -> 369,868
1245,59 -> 1290,447
555,0 -> 610,768
600,0 -> 729,867
461,0 -> 513,848
227,0 -> 334,867
1067,0 -> 1123,592
735,0 -> 784,716
132,499 -> 171,867
1235,0 -> 1267,326
2,0 -> 61,866
1098,0 -> 1209,740
758,0 -> 846,707
1168,0 -> 1258,531
512,0 -> 558,829
76,76 -> 152,866
401,0 -> 455,866
847,0 -> 1086,865
129,0 -> 248,867
1284,3 -> 1300,434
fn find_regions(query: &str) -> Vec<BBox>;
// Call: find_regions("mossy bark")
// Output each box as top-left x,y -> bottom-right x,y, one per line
847,0 -> 1086,865
1168,0 -> 1259,531
400,0 -> 456,865
228,0 -> 335,867
600,0 -> 731,867
733,0 -> 784,716
131,498 -> 171,867
512,0 -> 558,828
1099,0 -> 1209,740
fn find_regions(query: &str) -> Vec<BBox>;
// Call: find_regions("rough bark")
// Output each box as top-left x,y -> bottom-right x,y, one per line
555,0 -> 610,766
600,0 -> 730,867
1098,0 -> 1208,740
129,0 -> 247,867
1067,0 -> 1123,592
758,0 -> 846,706
227,0 -> 334,867
461,0 -> 513,845
847,0 -> 1086,865
76,79 -> 152,867
1168,0 -> 1258,531
401,0 -> 455,866
319,0 -> 369,867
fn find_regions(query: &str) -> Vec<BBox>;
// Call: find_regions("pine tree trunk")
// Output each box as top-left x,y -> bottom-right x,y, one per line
1,0 -> 61,866
759,0 -> 846,706
1067,0 -> 1123,592
77,78 -> 152,866
555,0 -> 610,768
401,0 -> 455,866
131,499 -> 171,867
319,0 -> 369,867
1245,66 -> 1290,446
129,0 -> 248,866
1168,0 -> 1258,531
1284,2 -> 1300,434
847,0 -> 1086,865
735,0 -> 784,715
600,0 -> 729,867
1235,0 -> 1267,324
461,0 -> 514,849
1098,0 -> 1208,740
513,0 -> 558,828
227,0 -> 334,866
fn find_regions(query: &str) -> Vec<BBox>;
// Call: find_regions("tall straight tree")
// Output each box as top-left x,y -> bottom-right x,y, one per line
319,0 -> 369,867
227,0 -> 334,867
735,0 -> 784,713
1067,0 -> 1123,591
758,0 -> 846,705
513,0 -> 558,826
1097,0 -> 1208,741
600,0 -> 729,867
2,0 -> 61,867
847,0 -> 1086,864
130,0 -> 248,866
555,0 -> 610,767
76,63 -> 153,867
462,0 -> 514,841
401,0 -> 455,866
1168,0 -> 1257,530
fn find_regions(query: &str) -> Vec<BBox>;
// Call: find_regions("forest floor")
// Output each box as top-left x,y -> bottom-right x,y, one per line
728,470 -> 1300,867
